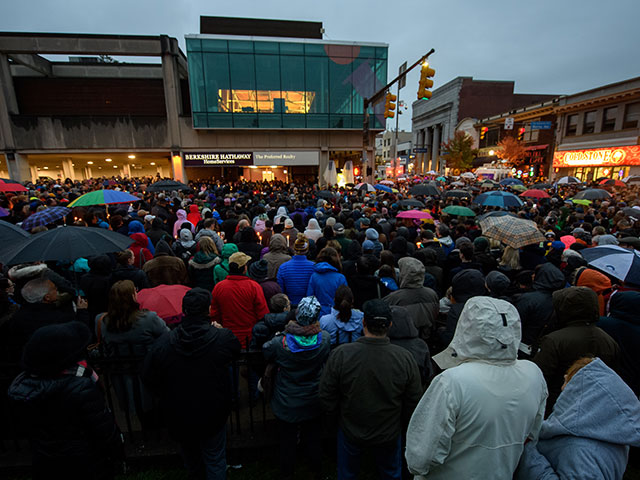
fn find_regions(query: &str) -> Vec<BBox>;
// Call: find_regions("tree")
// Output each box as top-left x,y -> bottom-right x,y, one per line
496,136 -> 526,167
440,131 -> 478,171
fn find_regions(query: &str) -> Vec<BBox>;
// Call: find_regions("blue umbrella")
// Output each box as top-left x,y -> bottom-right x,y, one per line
473,191 -> 524,208
21,206 -> 71,231
374,184 -> 393,193
499,178 -> 524,186
580,245 -> 640,285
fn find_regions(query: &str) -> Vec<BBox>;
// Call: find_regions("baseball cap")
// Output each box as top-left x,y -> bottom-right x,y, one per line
333,222 -> 345,234
229,252 -> 251,268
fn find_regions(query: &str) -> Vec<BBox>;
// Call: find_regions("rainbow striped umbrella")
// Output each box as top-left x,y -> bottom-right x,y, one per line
69,189 -> 140,207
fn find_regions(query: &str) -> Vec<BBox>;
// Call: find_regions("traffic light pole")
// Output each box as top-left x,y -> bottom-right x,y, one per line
393,81 -> 400,179
362,48 -> 435,182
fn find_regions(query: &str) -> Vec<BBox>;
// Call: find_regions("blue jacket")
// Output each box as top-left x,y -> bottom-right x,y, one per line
598,291 -> 640,396
276,255 -> 316,307
517,358 -> 640,480
306,262 -> 347,316
319,307 -> 364,345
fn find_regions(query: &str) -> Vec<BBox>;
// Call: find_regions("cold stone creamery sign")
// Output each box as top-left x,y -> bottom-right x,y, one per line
553,146 -> 640,168
184,152 -> 253,166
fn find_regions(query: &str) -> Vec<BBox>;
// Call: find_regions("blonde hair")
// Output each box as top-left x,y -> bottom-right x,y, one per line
499,246 -> 520,270
198,236 -> 218,255
565,356 -> 595,384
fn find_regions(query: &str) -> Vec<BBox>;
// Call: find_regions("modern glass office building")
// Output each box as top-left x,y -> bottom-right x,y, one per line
185,35 -> 388,130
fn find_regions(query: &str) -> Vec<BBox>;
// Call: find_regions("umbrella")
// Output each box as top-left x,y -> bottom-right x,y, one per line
520,189 -> 550,199
557,176 -> 581,184
581,245 -> 640,285
476,211 -> 518,227
69,190 -> 141,207
436,176 -> 447,182
0,226 -> 134,266
396,210 -> 433,220
533,182 -> 552,189
623,175 -> 640,184
444,189 -> 472,199
21,206 -> 71,231
399,199 -> 425,208
572,189 -> 612,201
460,172 -> 476,179
0,219 -> 30,242
473,191 -> 524,208
482,217 -> 544,249
623,207 -> 640,219
409,184 -> 441,196
374,184 -> 393,193
560,235 -> 577,249
316,190 -> 337,199
510,184 -> 527,192
499,178 -> 524,186
0,179 -> 28,192
442,205 -> 476,217
480,179 -> 499,186
571,199 -> 592,206
146,179 -> 190,192
355,182 -> 376,193
379,180 -> 394,185
137,284 -> 191,325
599,178 -> 626,187
451,181 -> 465,187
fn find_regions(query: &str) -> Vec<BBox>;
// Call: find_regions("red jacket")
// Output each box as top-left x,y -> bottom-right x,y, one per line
210,275 -> 270,346
129,232 -> 152,268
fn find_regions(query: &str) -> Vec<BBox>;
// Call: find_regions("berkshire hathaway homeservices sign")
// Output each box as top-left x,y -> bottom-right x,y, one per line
184,152 -> 253,166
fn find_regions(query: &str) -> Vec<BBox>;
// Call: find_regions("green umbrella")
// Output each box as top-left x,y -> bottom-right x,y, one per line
511,184 -> 527,192
571,199 -> 592,206
443,205 -> 476,217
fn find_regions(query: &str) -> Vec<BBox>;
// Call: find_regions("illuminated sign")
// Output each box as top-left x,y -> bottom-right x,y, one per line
553,146 -> 640,168
218,90 -> 315,114
184,152 -> 253,166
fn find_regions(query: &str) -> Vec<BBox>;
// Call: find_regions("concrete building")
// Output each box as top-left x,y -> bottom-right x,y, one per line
379,129 -> 412,163
0,18 -> 389,184
411,76 -> 555,174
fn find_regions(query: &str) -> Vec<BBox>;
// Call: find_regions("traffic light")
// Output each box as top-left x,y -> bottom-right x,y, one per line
518,127 -> 526,141
480,126 -> 488,140
384,92 -> 397,119
417,62 -> 435,100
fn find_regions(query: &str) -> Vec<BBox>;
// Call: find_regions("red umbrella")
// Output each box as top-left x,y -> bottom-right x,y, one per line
599,178 -> 626,187
397,210 -> 433,220
0,179 -> 28,192
520,189 -> 550,199
137,284 -> 191,326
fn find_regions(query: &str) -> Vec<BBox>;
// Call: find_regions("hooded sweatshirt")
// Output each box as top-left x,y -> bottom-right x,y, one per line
598,291 -> 640,395
128,220 -> 155,255
173,209 -> 194,238
213,243 -> 238,285
306,262 -> 348,316
517,358 -> 640,480
129,232 -> 152,268
319,307 -> 364,345
263,234 -> 291,279
303,218 -> 323,242
142,239 -> 189,287
186,204 -> 202,227
576,267 -> 613,316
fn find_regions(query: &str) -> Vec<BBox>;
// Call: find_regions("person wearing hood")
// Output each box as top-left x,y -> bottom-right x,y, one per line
303,218 -> 323,243
277,234 -> 316,307
263,296 -> 331,479
273,206 -> 289,226
319,285 -> 364,345
128,231 -> 153,268
8,322 -> 124,479
172,209 -> 194,239
387,304 -> 432,383
307,247 -> 348,316
598,291 -> 640,396
173,229 -> 198,266
280,218 -> 299,248
390,235 -> 409,264
194,218 -> 224,254
406,297 -> 548,480
534,286 -> 620,410
79,255 -> 113,324
186,204 -> 201,227
142,288 -> 241,480
146,217 -> 172,248
515,263 -> 566,358
517,357 -> 640,480
263,234 -> 292,279
128,220 -> 155,256
213,243 -> 238,285
384,257 -> 439,341
188,237 -> 221,292
142,239 -> 189,287
575,267 -> 613,316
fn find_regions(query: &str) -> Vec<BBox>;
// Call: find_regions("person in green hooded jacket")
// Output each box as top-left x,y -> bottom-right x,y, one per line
213,243 -> 239,285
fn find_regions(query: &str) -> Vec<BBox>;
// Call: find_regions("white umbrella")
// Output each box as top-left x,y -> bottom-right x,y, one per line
581,245 -> 640,285
355,182 -> 376,193
557,176 -> 581,184
461,172 -> 476,179
426,170 -> 437,175
343,160 -> 354,185
323,160 -> 337,186
379,180 -> 394,185
623,175 -> 640,184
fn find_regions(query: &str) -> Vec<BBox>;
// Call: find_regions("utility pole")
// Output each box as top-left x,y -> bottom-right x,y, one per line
363,49 -> 434,183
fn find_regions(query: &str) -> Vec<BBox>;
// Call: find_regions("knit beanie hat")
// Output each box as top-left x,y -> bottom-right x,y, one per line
365,228 -> 379,241
295,296 -> 321,326
363,239 -> 375,252
473,236 -> 489,252
294,233 -> 309,254
182,287 -> 212,318
248,259 -> 269,280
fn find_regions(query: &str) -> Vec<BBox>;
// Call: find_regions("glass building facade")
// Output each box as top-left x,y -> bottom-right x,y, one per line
186,35 -> 388,129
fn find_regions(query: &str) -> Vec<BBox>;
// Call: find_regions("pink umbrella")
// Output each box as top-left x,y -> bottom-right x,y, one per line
560,235 -> 577,250
397,210 -> 433,220
520,189 -> 550,199
137,284 -> 191,326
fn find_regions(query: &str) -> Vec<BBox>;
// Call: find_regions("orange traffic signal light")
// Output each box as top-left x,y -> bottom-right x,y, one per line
518,127 -> 526,141
384,92 -> 397,119
417,62 -> 435,100
480,126 -> 488,140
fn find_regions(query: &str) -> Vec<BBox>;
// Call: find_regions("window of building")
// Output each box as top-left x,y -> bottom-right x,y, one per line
623,102 -> 640,129
583,111 -> 596,134
566,114 -> 578,136
602,107 -> 617,132
523,124 -> 539,142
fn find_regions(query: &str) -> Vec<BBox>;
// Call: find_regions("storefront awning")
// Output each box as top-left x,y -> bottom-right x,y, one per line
525,144 -> 548,151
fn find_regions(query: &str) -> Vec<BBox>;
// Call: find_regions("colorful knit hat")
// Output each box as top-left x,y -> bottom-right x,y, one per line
295,296 -> 321,326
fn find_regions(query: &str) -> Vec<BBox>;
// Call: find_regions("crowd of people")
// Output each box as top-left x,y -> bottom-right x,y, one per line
1,173 -> 640,479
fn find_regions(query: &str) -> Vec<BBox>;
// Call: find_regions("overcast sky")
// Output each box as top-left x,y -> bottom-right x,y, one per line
1,0 -> 639,131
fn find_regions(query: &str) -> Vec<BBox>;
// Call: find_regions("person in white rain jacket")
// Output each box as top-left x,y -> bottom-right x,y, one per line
405,296 -> 548,480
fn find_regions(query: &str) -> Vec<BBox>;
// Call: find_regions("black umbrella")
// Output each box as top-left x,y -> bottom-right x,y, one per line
0,226 -> 134,266
572,189 -> 612,201
0,220 -> 30,242
146,179 -> 190,192
445,189 -> 473,199
409,184 -> 441,196
316,190 -> 337,199
533,183 -> 552,189
476,211 -> 518,222
399,199 -> 425,208
622,207 -> 640,218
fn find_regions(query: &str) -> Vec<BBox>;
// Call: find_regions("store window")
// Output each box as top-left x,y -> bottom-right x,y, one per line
583,110 -> 596,134
566,114 -> 578,136
623,102 -> 640,129
602,106 -> 617,132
